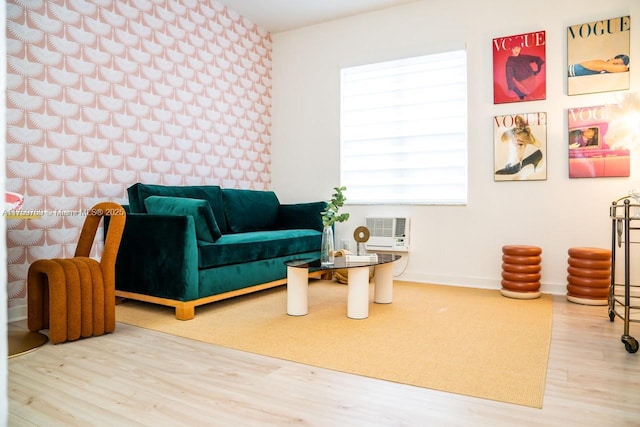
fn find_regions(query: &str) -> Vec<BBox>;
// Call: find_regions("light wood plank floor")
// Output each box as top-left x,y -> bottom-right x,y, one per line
7,295 -> 640,426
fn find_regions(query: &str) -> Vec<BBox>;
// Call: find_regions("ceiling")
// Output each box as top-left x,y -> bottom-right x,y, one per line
218,0 -> 420,33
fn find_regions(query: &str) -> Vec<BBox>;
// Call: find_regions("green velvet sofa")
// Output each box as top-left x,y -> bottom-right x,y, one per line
114,183 -> 326,319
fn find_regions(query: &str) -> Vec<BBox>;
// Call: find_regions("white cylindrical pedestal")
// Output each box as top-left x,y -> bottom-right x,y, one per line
347,266 -> 370,319
287,266 -> 309,316
374,263 -> 393,304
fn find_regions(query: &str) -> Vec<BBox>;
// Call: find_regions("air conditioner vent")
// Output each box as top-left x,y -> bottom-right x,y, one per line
395,217 -> 407,237
364,217 -> 410,252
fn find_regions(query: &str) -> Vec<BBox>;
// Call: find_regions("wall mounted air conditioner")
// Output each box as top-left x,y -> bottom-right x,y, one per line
364,217 -> 410,252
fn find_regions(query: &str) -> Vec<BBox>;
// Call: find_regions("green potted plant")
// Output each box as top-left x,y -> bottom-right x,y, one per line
320,186 -> 349,265
321,186 -> 350,227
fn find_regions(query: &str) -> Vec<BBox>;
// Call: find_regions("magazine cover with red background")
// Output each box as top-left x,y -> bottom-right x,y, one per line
493,31 -> 546,104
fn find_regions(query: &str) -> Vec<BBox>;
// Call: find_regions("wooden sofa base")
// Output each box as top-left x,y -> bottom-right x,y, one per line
115,270 -> 329,320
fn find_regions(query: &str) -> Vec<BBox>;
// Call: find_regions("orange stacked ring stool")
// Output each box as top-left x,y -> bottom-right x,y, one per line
566,247 -> 611,306
501,245 -> 542,299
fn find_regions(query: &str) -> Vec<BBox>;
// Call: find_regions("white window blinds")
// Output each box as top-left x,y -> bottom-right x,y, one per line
340,50 -> 468,204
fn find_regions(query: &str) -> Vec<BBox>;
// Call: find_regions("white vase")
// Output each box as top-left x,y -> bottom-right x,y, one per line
321,225 -> 335,266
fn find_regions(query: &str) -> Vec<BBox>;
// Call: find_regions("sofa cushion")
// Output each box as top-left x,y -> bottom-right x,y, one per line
222,189 -> 280,233
277,201 -> 326,231
144,196 -> 222,243
127,183 -> 228,233
198,229 -> 321,269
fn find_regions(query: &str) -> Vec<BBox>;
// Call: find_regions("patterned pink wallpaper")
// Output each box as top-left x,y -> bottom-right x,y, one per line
5,0 -> 272,313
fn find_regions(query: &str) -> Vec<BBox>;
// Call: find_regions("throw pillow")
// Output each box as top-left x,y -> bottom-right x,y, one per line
222,189 -> 280,232
277,201 -> 326,231
144,196 -> 222,243
127,183 -> 227,233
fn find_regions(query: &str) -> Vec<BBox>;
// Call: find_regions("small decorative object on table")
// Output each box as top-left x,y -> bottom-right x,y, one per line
320,186 -> 349,266
345,253 -> 378,264
353,225 -> 370,255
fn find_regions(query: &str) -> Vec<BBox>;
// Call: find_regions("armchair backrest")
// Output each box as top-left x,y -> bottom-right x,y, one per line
75,202 -> 126,278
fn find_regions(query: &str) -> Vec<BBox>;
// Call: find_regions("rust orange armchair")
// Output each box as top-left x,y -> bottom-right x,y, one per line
27,202 -> 126,344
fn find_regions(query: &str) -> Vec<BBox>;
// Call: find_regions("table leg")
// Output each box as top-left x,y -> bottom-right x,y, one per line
374,262 -> 393,304
287,266 -> 309,316
347,266 -> 370,319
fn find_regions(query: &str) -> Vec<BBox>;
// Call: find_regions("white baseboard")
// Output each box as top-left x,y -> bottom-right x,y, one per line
397,272 -> 567,296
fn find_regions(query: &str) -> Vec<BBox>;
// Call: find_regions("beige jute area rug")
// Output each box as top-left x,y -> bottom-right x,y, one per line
116,280 -> 553,408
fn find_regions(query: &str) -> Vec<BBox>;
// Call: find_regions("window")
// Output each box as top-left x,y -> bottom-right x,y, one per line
340,50 -> 468,205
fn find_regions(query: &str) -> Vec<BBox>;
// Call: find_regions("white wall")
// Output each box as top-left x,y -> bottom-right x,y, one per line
270,0 -> 639,294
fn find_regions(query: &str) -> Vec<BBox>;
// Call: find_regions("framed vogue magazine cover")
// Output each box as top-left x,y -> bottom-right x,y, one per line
568,105 -> 630,178
493,31 -> 546,104
567,16 -> 630,95
494,112 -> 547,181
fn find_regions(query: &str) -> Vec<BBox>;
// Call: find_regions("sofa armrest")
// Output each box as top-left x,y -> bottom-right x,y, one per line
114,213 -> 199,301
277,201 -> 326,232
